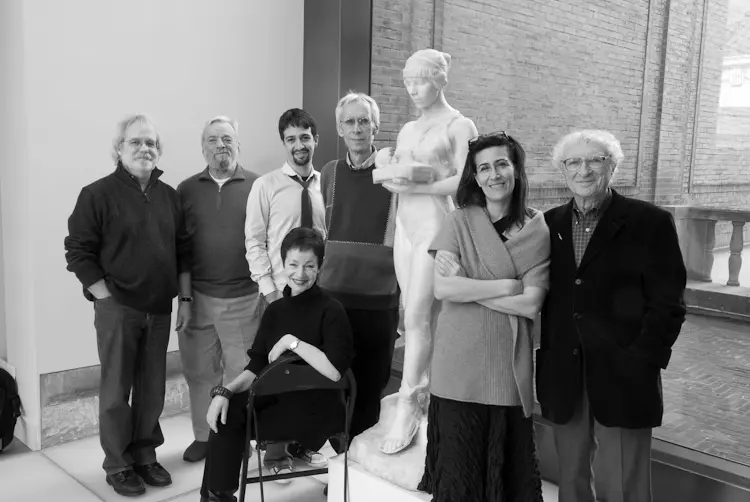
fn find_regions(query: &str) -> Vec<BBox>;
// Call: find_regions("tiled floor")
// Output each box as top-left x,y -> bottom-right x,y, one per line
0,414 -> 328,502
0,413 -> 563,501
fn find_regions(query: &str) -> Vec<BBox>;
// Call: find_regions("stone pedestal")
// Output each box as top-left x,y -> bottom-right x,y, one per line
327,455 -> 432,502
347,394 -> 428,491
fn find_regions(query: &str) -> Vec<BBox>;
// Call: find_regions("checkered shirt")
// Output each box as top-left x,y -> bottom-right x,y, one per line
572,190 -> 612,267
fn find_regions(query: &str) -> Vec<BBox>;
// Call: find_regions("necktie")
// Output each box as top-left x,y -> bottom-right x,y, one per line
292,174 -> 313,228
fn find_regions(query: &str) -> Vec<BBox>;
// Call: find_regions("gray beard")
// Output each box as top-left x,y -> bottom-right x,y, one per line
219,158 -> 230,170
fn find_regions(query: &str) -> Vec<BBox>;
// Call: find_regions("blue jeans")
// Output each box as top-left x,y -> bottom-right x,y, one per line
93,297 -> 171,474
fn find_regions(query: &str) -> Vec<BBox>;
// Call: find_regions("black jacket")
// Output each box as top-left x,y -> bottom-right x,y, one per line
537,190 -> 687,429
64,163 -> 190,314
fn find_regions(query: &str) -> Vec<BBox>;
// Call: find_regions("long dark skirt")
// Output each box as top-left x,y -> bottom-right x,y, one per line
417,395 -> 543,502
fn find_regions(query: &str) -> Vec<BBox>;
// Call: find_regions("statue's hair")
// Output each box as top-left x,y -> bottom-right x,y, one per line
402,49 -> 452,89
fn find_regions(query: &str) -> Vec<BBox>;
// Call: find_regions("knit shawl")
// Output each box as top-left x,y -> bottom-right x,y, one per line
429,206 -> 550,416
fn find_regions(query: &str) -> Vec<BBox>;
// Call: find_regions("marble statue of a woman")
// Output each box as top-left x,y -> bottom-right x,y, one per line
374,49 -> 478,454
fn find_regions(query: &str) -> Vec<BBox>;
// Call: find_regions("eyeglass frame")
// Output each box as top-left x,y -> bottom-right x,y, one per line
125,138 -> 159,150
339,117 -> 374,130
561,155 -> 611,172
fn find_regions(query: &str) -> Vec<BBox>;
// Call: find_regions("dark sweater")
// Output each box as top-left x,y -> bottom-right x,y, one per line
318,159 -> 399,310
244,284 -> 354,447
245,284 -> 353,376
178,165 -> 259,298
64,163 -> 190,314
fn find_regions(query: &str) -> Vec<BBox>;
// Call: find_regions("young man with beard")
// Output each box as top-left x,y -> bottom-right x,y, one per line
64,115 -> 191,497
176,116 -> 261,463
318,92 -> 399,440
245,108 -> 326,305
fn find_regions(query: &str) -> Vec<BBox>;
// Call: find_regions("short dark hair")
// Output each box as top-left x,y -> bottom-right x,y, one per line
456,132 -> 530,228
278,108 -> 318,141
280,227 -> 325,267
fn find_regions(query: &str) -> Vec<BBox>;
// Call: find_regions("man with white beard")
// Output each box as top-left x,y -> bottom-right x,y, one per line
176,116 -> 261,463
245,108 -> 326,305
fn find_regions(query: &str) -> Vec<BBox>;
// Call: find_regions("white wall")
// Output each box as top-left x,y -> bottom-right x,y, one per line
1,0 -> 304,449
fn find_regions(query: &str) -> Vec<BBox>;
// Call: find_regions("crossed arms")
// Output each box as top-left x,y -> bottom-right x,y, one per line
432,250 -> 548,319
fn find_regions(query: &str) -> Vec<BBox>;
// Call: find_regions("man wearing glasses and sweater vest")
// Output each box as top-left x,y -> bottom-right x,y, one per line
319,92 -> 400,440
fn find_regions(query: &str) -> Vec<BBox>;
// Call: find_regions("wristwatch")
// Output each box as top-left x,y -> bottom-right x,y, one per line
210,385 -> 233,399
289,337 -> 300,352
179,296 -> 193,303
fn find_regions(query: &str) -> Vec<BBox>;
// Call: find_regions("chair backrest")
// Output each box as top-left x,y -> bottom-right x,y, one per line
250,353 -> 355,398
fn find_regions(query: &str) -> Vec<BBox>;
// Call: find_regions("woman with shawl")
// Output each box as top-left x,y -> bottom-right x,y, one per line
418,132 -> 549,501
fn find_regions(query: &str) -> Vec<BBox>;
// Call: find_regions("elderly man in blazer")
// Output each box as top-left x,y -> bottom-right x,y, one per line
537,130 -> 687,502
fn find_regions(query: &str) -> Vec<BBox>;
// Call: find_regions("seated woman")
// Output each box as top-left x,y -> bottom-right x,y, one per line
199,227 -> 354,502
417,132 -> 550,501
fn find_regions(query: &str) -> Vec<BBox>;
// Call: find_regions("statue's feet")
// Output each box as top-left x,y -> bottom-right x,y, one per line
379,393 -> 424,455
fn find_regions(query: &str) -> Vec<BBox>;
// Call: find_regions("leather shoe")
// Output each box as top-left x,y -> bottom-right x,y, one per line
134,462 -> 172,487
105,470 -> 146,497
183,440 -> 209,462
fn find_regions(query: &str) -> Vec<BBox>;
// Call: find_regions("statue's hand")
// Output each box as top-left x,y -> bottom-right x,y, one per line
374,147 -> 396,169
382,180 -> 416,194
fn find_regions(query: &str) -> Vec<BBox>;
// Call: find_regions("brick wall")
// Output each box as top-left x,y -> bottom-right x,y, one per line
371,0 -> 749,242
372,0 -> 652,210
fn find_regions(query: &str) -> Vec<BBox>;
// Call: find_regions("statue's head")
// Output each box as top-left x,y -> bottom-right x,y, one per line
402,49 -> 451,110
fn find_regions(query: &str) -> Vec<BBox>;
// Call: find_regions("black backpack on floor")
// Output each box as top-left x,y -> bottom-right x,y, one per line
0,367 -> 22,453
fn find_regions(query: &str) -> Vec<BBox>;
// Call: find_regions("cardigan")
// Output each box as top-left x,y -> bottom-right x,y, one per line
429,207 -> 550,415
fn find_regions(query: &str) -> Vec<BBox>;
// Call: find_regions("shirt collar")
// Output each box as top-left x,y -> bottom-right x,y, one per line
198,164 -> 246,182
346,146 -> 378,171
572,188 -> 612,221
281,161 -> 317,181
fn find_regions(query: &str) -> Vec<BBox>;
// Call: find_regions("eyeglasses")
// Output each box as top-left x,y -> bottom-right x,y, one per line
562,155 -> 610,172
127,138 -> 158,150
340,117 -> 373,129
468,130 -> 513,150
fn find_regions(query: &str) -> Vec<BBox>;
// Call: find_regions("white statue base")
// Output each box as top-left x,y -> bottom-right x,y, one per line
346,393 -> 428,491
327,454 -> 431,502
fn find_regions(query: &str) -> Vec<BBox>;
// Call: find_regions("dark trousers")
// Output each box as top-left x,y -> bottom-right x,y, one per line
93,297 -> 171,474
200,392 -> 250,496
346,308 -> 399,439
200,390 -> 340,497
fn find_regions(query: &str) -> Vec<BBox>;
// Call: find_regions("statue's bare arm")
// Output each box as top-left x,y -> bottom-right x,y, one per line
412,117 -> 478,196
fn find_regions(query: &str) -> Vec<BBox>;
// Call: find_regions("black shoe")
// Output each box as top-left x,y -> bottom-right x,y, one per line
105,470 -> 146,497
183,440 -> 209,462
323,484 -> 329,496
200,490 -> 237,501
134,462 -> 172,487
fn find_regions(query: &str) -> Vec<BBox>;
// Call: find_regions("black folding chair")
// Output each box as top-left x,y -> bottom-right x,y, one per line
238,352 -> 356,502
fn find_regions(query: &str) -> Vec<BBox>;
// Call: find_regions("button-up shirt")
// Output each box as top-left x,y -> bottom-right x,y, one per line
571,189 -> 612,267
345,146 -> 378,171
244,162 -> 326,296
